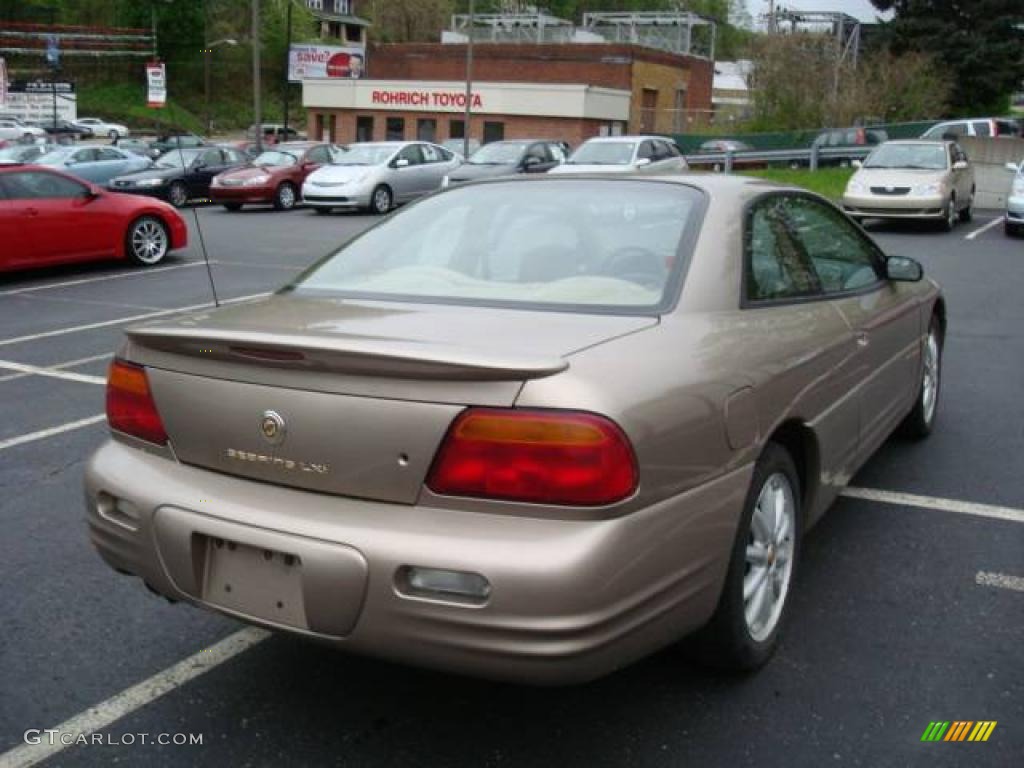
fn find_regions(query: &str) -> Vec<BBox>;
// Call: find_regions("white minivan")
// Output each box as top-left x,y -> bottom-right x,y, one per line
921,118 -> 1020,139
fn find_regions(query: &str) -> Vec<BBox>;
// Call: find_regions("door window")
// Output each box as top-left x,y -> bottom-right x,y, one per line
305,145 -> 331,164
0,171 -> 88,200
972,121 -> 991,137
395,145 -> 422,166
420,143 -> 443,163
97,147 -> 124,160
782,196 -> 882,294
72,149 -> 98,164
198,149 -> 222,167
746,196 -> 823,302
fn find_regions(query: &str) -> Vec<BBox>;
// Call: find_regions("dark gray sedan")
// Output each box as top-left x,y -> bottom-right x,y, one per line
444,140 -> 566,186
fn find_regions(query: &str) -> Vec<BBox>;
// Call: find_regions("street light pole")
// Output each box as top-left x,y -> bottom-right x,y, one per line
252,0 -> 262,153
282,0 -> 293,137
204,39 -> 237,136
463,0 -> 474,158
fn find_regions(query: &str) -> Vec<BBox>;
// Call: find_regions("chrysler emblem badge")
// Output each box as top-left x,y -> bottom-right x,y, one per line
259,410 -> 286,446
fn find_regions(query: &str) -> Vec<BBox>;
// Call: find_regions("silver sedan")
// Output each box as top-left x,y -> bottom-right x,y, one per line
302,141 -> 462,215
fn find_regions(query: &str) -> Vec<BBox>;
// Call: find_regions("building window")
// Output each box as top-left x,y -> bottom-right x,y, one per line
417,118 -> 437,142
356,115 -> 373,142
332,0 -> 351,13
483,121 -> 504,143
449,119 -> 465,139
386,117 -> 405,141
674,88 -> 687,133
306,0 -> 323,10
640,88 -> 657,133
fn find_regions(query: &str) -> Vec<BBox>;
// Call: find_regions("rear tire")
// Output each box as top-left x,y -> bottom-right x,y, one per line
899,315 -> 943,439
273,182 -> 297,211
126,216 -> 170,266
223,203 -> 242,212
692,442 -> 801,672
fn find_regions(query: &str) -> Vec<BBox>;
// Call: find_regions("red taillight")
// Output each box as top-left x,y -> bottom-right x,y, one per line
426,408 -> 638,506
106,359 -> 168,445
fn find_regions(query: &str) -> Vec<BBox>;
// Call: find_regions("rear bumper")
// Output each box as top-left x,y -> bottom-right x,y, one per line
84,439 -> 747,684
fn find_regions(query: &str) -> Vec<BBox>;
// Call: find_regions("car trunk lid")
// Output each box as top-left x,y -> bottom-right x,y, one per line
126,294 -> 654,503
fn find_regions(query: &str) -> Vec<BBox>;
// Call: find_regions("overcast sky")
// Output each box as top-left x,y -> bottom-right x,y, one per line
746,0 -> 893,23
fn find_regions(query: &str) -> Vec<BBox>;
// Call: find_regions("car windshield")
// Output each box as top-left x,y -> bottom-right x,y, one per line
864,144 -> 947,170
156,149 -> 203,168
568,142 -> 636,165
252,150 -> 298,167
332,145 -> 395,166
288,180 -> 702,313
468,142 -> 530,165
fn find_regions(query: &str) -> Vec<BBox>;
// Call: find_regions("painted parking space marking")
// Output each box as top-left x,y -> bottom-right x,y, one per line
964,217 -> 1002,240
0,414 -> 106,453
842,486 -> 1024,524
17,292 -> 164,312
0,359 -> 105,385
0,262 -> 206,297
0,628 -> 269,768
0,292 -> 269,349
975,571 -> 1024,593
0,353 -> 113,384
211,259 -> 305,270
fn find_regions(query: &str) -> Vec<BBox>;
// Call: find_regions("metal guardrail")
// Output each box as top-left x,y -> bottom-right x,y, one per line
684,145 -> 873,172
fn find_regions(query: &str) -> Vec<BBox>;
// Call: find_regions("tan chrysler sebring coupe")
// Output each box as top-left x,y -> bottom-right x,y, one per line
85,175 -> 945,684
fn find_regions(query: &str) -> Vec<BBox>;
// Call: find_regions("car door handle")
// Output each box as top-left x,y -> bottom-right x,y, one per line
855,331 -> 870,348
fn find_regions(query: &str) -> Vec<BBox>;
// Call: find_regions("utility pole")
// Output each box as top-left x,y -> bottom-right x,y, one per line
282,0 -> 292,137
252,0 -> 262,152
463,0 -> 474,158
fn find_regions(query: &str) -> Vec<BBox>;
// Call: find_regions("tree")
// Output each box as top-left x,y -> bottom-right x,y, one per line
869,0 -> 1024,114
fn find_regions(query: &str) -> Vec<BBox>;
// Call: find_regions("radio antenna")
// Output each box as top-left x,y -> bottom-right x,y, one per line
172,132 -> 220,306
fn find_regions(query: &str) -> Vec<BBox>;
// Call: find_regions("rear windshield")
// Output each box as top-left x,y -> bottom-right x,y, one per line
289,180 -> 703,313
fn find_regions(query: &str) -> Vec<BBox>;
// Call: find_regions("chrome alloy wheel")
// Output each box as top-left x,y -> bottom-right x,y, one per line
130,218 -> 168,265
277,183 -> 296,209
744,472 -> 796,642
921,328 -> 940,426
372,186 -> 392,214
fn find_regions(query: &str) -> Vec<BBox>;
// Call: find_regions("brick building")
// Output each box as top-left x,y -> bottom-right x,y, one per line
303,42 -> 714,147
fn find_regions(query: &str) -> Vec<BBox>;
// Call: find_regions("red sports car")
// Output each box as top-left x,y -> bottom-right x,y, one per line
0,165 -> 187,273
210,142 -> 345,211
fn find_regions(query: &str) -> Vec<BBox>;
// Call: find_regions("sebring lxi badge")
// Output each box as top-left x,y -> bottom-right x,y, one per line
222,410 -> 330,475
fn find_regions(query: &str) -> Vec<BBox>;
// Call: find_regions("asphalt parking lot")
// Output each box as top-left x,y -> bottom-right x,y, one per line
0,204 -> 1021,768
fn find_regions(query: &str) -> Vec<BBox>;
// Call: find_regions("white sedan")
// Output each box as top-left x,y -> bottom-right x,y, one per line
73,117 -> 130,139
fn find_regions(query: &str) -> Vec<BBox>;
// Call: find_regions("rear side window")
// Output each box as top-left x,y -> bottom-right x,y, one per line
973,121 -> 991,137
783,197 -> 881,294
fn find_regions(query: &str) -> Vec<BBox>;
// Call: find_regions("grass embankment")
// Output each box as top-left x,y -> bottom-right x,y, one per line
77,82 -> 204,134
740,167 -> 855,201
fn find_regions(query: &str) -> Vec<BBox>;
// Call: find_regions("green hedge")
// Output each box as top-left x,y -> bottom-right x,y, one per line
673,120 -> 939,153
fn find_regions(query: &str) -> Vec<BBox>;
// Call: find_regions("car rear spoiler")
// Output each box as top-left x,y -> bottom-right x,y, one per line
126,325 -> 568,381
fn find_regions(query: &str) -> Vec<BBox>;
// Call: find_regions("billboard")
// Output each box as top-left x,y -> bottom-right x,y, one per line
146,62 -> 166,108
288,44 -> 365,82
2,81 -> 77,122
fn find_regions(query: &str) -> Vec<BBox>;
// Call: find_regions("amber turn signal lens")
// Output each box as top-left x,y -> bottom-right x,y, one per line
106,359 -> 169,445
427,408 -> 638,506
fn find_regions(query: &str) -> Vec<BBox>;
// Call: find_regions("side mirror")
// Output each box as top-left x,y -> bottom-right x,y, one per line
1006,161 -> 1020,173
635,157 -> 652,167
851,159 -> 862,169
886,255 -> 923,282
522,156 -> 541,169
952,160 -> 968,171
393,157 -> 410,168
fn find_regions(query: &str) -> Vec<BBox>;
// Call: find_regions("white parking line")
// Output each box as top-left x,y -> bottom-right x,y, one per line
964,217 -> 1002,240
841,487 -> 1024,524
0,359 -> 106,385
0,414 -> 106,453
975,571 -> 1024,593
0,262 -> 205,296
0,628 -> 269,768
0,292 -> 269,349
0,353 -> 112,384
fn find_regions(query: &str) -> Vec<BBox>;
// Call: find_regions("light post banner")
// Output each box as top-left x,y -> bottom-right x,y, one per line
288,44 -> 365,82
146,62 -> 166,108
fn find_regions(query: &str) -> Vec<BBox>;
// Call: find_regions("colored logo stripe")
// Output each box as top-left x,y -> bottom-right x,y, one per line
921,721 -> 996,742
